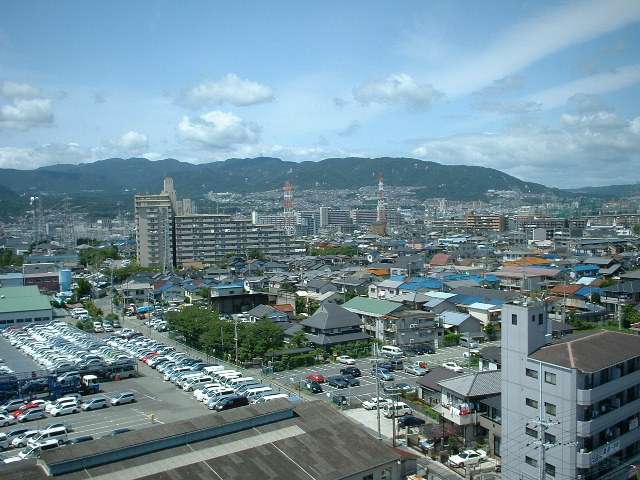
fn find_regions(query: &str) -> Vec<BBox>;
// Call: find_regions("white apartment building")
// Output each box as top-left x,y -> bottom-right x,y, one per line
501,300 -> 640,480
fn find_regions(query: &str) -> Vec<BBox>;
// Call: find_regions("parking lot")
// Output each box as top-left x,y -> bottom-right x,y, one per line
267,343 -> 489,406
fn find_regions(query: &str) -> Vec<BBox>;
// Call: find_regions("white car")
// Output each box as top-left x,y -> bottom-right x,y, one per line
11,430 -> 39,448
0,414 -> 16,427
361,397 -> 391,410
336,355 -> 356,365
443,362 -> 464,373
50,402 -> 80,417
448,449 -> 487,467
462,349 -> 480,358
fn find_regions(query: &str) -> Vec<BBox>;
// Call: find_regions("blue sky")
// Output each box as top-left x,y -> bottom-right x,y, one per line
1,0 -> 639,187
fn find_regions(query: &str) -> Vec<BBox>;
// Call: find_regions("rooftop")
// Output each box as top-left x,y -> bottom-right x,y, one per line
0,285 -> 52,314
530,330 -> 640,372
438,370 -> 501,398
342,296 -> 402,317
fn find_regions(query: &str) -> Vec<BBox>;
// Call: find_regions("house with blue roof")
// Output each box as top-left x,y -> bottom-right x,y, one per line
440,311 -> 482,335
399,277 -> 444,292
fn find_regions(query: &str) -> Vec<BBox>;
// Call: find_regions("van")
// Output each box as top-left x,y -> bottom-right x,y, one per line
212,370 -> 240,381
81,396 -> 109,411
27,426 -> 68,447
383,402 -> 412,418
183,376 -> 213,392
380,345 -> 404,358
258,393 -> 289,403
227,377 -> 259,391
244,386 -> 273,400
217,372 -> 242,384
203,365 -> 226,375
176,372 -> 203,388
459,337 -> 479,349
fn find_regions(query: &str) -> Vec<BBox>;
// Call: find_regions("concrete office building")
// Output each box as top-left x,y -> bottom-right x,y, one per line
464,212 -> 507,232
501,300 -> 640,480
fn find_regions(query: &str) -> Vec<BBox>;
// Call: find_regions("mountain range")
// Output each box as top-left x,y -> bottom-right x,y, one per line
0,156 -> 634,219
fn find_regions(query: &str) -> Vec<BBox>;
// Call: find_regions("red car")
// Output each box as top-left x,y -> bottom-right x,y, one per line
305,373 -> 326,383
142,352 -> 159,364
11,401 -> 43,418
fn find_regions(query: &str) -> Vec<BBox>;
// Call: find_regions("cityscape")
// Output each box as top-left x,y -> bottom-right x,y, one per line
1,2 -> 640,480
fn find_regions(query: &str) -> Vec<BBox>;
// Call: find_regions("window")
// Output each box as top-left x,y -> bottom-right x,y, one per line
545,432 -> 556,444
526,368 -> 539,379
545,402 -> 557,416
545,463 -> 556,477
526,398 -> 538,408
526,426 -> 537,437
545,372 -> 557,385
512,314 -> 518,325
538,313 -> 544,325
525,456 -> 538,467
362,475 -> 374,480
532,315 -> 536,323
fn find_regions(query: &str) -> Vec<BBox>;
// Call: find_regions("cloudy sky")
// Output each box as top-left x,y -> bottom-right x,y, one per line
1,0 -> 640,188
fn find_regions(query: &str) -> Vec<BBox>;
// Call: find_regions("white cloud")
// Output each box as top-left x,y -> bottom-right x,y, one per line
117,130 -> 149,153
0,143 -> 94,169
353,73 -> 442,110
0,98 -> 53,129
182,74 -> 274,108
411,111 -> 640,187
0,81 -> 41,99
178,110 -> 260,149
336,120 -> 361,137
474,100 -> 541,115
530,64 -> 640,108
429,0 -> 640,96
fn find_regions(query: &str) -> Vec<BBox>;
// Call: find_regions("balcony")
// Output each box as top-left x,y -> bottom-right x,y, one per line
578,369 -> 640,405
576,428 -> 640,469
577,397 -> 640,436
437,404 -> 479,426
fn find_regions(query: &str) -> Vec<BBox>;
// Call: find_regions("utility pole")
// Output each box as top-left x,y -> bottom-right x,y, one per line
234,316 -> 239,364
375,316 -> 382,440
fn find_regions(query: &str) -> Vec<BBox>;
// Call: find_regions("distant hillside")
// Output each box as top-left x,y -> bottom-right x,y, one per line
0,157 -> 560,202
0,185 -> 27,221
567,184 -> 640,198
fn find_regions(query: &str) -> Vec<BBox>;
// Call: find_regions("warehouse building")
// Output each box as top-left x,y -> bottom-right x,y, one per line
0,285 -> 52,328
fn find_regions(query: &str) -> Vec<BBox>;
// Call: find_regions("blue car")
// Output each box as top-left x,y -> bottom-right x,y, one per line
372,368 -> 394,381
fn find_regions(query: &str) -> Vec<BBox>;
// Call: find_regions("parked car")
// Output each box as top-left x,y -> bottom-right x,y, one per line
383,382 -> 413,395
303,380 -> 323,394
340,366 -> 361,377
109,428 -> 132,436
419,438 -> 435,450
443,362 -> 464,373
215,395 -> 249,411
0,414 -> 16,427
110,391 -> 136,406
10,430 -> 39,448
448,449 -> 487,467
16,407 -> 46,423
331,394 -> 348,407
361,397 -> 391,410
0,399 -> 26,414
50,402 -> 80,417
0,429 -> 29,450
397,415 -> 426,429
327,376 -> 349,389
336,355 -> 356,365
372,368 -> 394,381
341,374 -> 360,387
305,373 -> 326,383
404,363 -> 429,376
81,396 -> 109,411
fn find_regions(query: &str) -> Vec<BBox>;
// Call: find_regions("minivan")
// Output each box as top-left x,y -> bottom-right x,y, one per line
380,345 -> 404,358
243,386 -> 273,400
258,393 -> 289,403
218,372 -> 243,384
110,391 -> 136,406
227,377 -> 259,391
82,397 -> 109,411
215,395 -> 249,411
27,426 -> 68,447
183,376 -> 213,392
17,407 -> 45,422
383,402 -> 412,418
203,365 -> 226,375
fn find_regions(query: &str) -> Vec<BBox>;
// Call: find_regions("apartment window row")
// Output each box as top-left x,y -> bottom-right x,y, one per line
525,367 -> 556,386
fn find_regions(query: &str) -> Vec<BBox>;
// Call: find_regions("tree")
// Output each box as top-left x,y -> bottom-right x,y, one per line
197,287 -> 211,299
289,330 -> 308,349
633,224 -> 640,235
248,248 -> 265,260
166,306 -> 219,347
0,248 -> 23,267
484,322 -> 497,340
307,300 -> 320,315
295,297 -> 306,315
622,305 -> 640,329
76,278 -> 92,297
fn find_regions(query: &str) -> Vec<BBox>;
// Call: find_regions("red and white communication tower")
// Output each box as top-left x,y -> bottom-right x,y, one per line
283,181 -> 296,235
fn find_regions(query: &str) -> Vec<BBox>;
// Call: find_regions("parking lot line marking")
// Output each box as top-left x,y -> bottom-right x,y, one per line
129,389 -> 161,402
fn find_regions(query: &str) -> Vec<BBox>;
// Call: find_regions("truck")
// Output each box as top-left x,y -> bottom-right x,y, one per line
47,375 -> 99,400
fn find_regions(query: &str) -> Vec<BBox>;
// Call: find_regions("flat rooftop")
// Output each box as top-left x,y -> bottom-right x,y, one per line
0,285 -> 52,314
1,400 -> 403,480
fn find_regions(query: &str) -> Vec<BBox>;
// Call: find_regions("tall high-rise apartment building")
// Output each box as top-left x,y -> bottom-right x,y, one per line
501,300 -> 640,480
